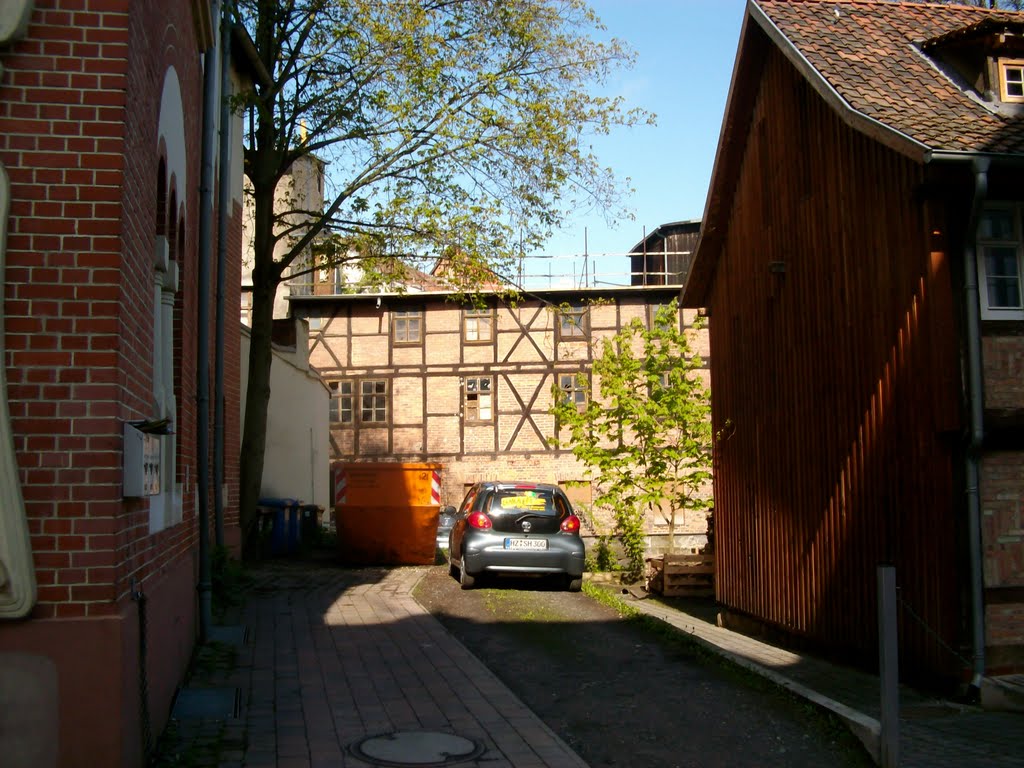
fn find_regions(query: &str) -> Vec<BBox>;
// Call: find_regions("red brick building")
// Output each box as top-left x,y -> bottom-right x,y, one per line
0,2 -> 243,765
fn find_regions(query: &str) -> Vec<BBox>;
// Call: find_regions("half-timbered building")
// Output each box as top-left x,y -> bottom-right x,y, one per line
291,285 -> 711,546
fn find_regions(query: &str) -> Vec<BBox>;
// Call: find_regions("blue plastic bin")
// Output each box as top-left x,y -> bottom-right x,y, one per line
258,497 -> 301,555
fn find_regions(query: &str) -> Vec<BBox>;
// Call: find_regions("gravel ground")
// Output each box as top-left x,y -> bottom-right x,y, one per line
413,565 -> 874,768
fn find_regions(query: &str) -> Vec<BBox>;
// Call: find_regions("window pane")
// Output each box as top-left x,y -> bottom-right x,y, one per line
1006,65 -> 1023,97
465,378 -> 493,421
394,311 -> 422,342
980,210 -> 1015,241
464,308 -> 493,342
986,246 -> 1022,308
329,381 -> 352,424
359,380 -> 387,422
560,305 -> 586,337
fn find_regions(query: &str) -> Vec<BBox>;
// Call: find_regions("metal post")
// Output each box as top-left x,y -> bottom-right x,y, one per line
878,565 -> 900,767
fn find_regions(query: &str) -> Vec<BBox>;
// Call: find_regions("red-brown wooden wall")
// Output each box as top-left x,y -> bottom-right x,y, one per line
705,42 -> 966,684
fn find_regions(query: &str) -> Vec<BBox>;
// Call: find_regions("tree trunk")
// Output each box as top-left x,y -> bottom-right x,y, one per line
239,275 -> 276,559
238,160 -> 282,559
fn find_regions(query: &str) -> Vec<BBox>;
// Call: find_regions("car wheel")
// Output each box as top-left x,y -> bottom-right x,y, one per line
459,557 -> 476,590
566,576 -> 583,593
448,556 -> 458,580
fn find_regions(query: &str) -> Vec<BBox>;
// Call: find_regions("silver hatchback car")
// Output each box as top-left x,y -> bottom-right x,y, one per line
447,481 -> 586,591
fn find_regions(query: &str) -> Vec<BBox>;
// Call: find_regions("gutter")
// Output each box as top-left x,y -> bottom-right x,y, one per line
927,151 -> 990,695
214,6 -> 232,550
195,0 -> 223,642
960,156 -> 990,696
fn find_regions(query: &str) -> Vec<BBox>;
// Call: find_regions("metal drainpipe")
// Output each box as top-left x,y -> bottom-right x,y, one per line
213,10 -> 232,550
196,0 -> 222,642
963,156 -> 989,696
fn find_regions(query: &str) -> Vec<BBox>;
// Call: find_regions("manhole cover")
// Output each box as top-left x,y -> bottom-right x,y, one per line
348,730 -> 484,767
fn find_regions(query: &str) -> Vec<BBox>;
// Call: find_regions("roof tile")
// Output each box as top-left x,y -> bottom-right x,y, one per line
759,0 -> 1024,154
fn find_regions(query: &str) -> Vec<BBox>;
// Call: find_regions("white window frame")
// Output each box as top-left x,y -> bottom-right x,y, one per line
977,203 -> 1024,321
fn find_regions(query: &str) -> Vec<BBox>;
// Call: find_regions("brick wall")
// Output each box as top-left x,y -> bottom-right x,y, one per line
4,0 -> 133,617
0,2 -> 231,764
980,337 -> 1024,655
983,335 -> 1024,409
1,0 -> 207,614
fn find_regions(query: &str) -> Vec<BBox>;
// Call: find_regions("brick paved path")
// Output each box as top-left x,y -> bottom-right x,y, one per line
234,565 -> 588,768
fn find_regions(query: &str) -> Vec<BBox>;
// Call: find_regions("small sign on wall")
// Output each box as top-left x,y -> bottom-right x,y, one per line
123,423 -> 161,497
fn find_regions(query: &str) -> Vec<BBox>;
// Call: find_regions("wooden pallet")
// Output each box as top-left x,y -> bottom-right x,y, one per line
660,553 -> 714,598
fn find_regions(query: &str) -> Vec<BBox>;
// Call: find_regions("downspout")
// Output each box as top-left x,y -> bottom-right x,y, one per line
196,0 -> 222,641
962,156 -> 989,696
213,7 -> 232,550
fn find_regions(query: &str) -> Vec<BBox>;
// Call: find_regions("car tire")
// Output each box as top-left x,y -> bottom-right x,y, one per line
459,557 -> 476,590
566,576 -> 583,593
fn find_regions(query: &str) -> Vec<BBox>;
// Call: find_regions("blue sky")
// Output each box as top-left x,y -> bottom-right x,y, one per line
539,0 -> 747,262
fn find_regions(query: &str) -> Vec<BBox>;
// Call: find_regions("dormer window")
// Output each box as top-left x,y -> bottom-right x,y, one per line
921,20 -> 1024,108
1000,58 -> 1024,102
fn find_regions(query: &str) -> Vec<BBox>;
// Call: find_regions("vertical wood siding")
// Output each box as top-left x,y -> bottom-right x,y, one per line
709,45 -> 964,683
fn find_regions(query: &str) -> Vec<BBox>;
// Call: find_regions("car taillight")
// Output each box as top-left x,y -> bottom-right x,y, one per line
467,511 -> 493,530
560,515 -> 581,534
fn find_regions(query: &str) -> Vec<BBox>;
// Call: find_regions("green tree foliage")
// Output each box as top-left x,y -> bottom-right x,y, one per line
550,301 -> 712,580
230,0 -> 651,554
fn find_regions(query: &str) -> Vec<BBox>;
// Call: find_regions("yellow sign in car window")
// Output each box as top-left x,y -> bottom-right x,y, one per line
499,495 -> 547,511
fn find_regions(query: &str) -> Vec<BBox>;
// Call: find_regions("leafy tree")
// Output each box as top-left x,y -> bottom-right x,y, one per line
230,0 -> 650,555
550,301 -> 712,581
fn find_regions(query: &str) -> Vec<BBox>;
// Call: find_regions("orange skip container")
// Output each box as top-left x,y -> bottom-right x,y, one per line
333,462 -> 442,565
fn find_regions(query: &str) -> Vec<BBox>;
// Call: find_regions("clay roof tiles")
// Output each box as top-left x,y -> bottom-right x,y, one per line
757,0 -> 1024,155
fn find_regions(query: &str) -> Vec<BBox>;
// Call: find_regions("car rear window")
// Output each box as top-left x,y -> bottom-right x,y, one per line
487,488 -> 560,517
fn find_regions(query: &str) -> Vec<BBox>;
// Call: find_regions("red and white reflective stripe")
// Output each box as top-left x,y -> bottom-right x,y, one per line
334,467 -> 347,507
431,469 -> 441,505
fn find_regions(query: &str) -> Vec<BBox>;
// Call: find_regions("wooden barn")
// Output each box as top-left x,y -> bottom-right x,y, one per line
630,220 -> 700,287
683,0 -> 1024,692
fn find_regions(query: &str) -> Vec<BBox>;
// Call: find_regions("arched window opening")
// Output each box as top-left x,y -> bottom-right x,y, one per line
150,172 -> 181,533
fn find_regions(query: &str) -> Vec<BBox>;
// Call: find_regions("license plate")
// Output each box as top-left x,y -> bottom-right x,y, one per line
504,537 -> 547,551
